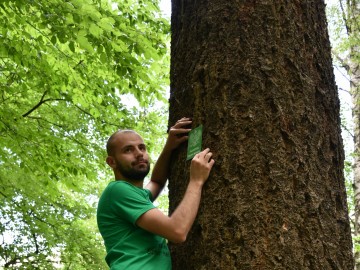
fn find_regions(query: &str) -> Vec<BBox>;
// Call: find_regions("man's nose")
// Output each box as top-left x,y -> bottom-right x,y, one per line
134,147 -> 143,157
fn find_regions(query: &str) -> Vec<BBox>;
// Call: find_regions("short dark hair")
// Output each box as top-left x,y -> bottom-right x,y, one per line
106,129 -> 136,156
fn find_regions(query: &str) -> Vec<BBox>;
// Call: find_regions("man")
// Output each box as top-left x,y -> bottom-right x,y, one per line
97,117 -> 215,269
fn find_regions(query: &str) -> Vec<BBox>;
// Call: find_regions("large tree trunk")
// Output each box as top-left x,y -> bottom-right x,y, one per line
168,0 -> 354,269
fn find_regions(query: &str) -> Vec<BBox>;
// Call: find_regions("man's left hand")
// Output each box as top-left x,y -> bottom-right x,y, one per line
165,117 -> 192,151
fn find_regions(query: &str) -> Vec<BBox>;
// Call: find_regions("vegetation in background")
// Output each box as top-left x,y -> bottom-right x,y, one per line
326,0 -> 360,266
0,0 -> 169,268
0,0 -> 358,268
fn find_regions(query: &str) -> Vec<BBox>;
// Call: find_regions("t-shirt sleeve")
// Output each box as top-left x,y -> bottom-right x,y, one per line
146,188 -> 154,202
109,183 -> 155,225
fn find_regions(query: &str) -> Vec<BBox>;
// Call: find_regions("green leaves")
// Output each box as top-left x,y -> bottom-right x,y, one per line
0,0 -> 170,268
77,34 -> 94,52
89,22 -> 103,38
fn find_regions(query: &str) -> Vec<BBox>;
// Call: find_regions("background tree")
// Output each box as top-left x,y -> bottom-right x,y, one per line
168,0 -> 354,269
0,0 -> 169,268
327,0 -> 360,267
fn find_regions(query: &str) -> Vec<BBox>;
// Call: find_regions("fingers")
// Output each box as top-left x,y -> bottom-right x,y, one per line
168,118 -> 192,139
205,151 -> 213,162
190,148 -> 215,183
173,121 -> 192,129
167,117 -> 192,134
196,148 -> 210,158
176,117 -> 191,122
195,148 -> 215,164
174,117 -> 191,127
169,127 -> 191,135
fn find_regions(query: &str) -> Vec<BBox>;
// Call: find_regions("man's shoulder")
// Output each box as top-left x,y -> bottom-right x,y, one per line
104,181 -> 130,196
104,181 -> 151,200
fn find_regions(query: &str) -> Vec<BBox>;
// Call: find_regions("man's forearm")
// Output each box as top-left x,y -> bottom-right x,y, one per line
138,149 -> 213,243
150,145 -> 173,186
168,180 -> 203,242
136,180 -> 204,244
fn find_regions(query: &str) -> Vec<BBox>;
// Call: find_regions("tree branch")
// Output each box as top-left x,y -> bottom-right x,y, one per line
341,122 -> 355,140
339,0 -> 351,35
22,91 -> 48,117
339,87 -> 351,94
26,116 -> 65,129
22,91 -> 66,117
74,104 -> 93,117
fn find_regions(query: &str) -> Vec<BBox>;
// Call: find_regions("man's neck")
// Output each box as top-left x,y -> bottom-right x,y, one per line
126,179 -> 143,188
115,178 -> 144,188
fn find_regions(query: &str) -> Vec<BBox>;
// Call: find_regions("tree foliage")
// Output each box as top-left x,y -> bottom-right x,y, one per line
0,0 -> 169,268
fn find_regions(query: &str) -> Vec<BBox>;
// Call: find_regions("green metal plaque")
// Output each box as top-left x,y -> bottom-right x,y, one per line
186,125 -> 203,160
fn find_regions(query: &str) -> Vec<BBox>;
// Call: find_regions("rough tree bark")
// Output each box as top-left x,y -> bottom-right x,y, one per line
168,0 -> 354,269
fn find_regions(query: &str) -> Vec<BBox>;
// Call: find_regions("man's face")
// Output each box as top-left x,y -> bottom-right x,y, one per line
110,132 -> 150,181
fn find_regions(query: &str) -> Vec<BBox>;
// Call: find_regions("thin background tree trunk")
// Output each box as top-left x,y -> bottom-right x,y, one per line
346,2 -> 360,268
330,0 -> 360,268
352,57 -> 360,270
349,12 -> 360,270
168,0 -> 354,269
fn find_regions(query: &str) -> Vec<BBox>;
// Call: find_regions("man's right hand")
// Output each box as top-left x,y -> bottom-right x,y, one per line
190,148 -> 215,185
138,148 -> 215,244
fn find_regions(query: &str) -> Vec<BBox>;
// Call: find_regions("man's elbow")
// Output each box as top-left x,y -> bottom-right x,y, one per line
169,230 -> 187,244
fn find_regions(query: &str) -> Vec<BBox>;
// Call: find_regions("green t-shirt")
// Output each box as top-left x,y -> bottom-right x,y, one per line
97,181 -> 171,270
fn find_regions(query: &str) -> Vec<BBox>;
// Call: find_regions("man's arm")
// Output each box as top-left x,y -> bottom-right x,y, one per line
138,148 -> 215,243
146,117 -> 191,200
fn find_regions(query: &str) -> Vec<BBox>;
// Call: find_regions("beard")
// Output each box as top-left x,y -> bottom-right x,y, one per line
115,159 -> 150,181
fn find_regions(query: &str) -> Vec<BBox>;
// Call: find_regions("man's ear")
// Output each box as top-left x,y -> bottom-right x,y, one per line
106,156 -> 116,169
